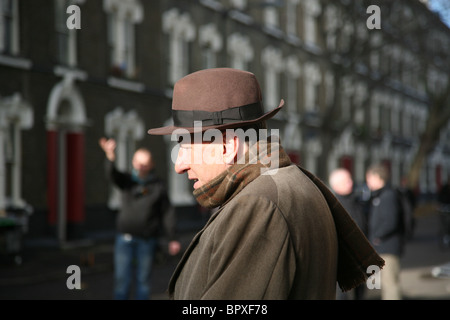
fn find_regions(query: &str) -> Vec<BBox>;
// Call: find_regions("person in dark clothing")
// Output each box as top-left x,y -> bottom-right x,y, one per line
329,168 -> 368,235
329,168 -> 367,300
99,137 -> 180,300
400,176 -> 417,210
366,163 -> 403,300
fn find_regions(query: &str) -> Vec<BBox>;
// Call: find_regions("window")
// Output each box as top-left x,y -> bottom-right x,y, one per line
401,101 -> 412,138
303,62 -> 321,112
325,71 -> 334,108
286,0 -> 300,36
55,0 -> 79,67
324,5 -> 338,50
0,93 -> 33,212
227,33 -> 253,71
370,91 -> 382,134
104,0 -> 143,78
0,0 -> 19,55
340,76 -> 354,120
391,95 -> 401,135
261,46 -> 284,113
230,0 -> 247,10
302,0 -> 321,45
163,8 -> 195,85
285,55 -> 301,116
353,82 -> 367,126
380,99 -> 390,133
104,107 -> 144,210
263,4 -> 279,29
199,23 -> 222,69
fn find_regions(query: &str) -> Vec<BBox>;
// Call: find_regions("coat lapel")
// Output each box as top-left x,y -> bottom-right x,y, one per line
168,207 -> 223,296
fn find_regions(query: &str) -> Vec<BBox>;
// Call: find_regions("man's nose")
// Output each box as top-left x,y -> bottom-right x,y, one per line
174,147 -> 190,174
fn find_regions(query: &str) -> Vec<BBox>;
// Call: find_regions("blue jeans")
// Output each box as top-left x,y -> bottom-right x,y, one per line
114,233 -> 157,300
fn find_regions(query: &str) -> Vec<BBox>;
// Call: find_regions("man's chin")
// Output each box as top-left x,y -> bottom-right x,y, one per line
193,181 -> 202,189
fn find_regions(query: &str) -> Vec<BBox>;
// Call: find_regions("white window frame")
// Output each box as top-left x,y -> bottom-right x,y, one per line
285,55 -> 301,116
104,0 -> 143,79
199,23 -> 223,69
230,0 -> 247,10
262,46 -> 284,112
303,0 -> 321,45
0,0 -> 19,55
55,0 -> 81,67
227,32 -> 253,71
370,91 -> 382,132
286,0 -> 300,36
353,82 -> 367,126
263,5 -> 279,29
391,95 -> 401,135
402,100 -> 413,138
340,76 -> 354,120
303,62 -> 321,112
163,8 -> 196,85
0,93 -> 33,212
104,107 -> 145,210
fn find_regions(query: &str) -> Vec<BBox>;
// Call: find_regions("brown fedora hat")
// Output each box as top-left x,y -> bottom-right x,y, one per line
148,68 -> 284,135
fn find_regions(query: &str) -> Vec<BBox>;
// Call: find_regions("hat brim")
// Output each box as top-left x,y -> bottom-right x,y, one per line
148,99 -> 284,136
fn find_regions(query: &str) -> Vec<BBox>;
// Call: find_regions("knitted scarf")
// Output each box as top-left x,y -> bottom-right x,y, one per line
298,167 -> 385,291
194,137 -> 291,208
193,137 -> 384,292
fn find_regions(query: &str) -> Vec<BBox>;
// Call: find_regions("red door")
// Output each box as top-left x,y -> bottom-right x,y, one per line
46,130 -> 85,229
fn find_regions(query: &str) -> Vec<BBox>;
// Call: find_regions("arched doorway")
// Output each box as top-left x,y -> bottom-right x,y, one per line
46,77 -> 87,244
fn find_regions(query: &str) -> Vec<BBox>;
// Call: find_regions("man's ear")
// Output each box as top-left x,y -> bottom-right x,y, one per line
223,133 -> 239,165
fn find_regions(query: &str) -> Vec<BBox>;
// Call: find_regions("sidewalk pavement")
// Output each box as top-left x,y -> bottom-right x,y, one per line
0,228 -> 197,300
0,204 -> 450,300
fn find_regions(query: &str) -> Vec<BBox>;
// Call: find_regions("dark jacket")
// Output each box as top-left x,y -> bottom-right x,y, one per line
335,193 -> 368,236
106,160 -> 176,240
368,185 -> 404,256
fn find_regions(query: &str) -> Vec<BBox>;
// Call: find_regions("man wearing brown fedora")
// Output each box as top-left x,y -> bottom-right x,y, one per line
148,68 -> 384,299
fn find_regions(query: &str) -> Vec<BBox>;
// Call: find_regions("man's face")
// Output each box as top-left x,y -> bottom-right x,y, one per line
366,172 -> 384,191
330,170 -> 353,196
174,139 -> 228,190
132,150 -> 153,177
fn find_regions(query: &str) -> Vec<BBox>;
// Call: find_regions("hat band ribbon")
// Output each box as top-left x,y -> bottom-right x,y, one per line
172,102 -> 264,127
